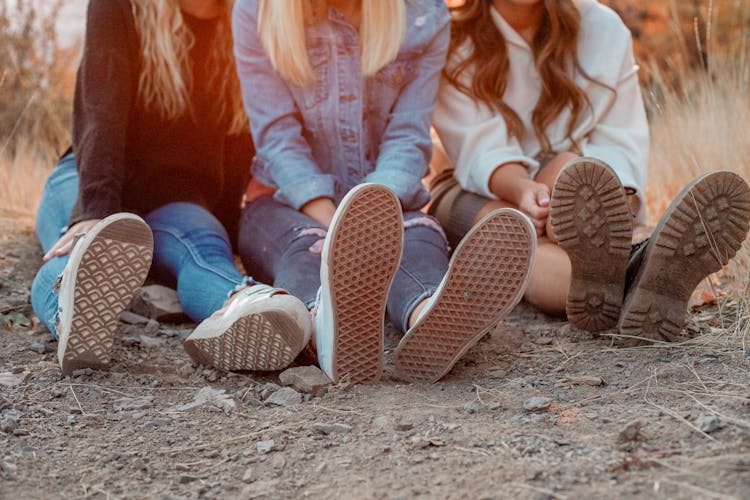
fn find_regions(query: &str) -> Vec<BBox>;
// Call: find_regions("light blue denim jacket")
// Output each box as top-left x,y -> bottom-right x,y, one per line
233,0 -> 450,211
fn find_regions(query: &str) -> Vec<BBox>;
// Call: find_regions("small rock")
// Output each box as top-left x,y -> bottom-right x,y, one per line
617,420 -> 645,443
179,474 -> 200,484
1,462 -> 18,474
745,348 -> 750,359
65,415 -> 76,425
242,468 -> 254,483
105,412 -> 122,422
278,366 -> 332,396
312,422 -> 352,435
72,368 -> 93,377
138,335 -> 164,349
12,428 -> 29,436
145,319 -> 160,335
395,422 -> 414,432
696,415 -> 725,433
174,387 -> 236,413
1,417 -> 18,434
131,411 -> 145,420
372,415 -> 389,428
566,376 -> 605,386
271,455 -> 286,471
113,396 -> 154,412
0,371 -> 27,388
523,397 -> 552,412
258,383 -> 281,401
130,285 -> 187,322
0,397 -> 9,412
120,311 -> 150,325
257,440 -> 275,454
30,343 -> 46,354
265,387 -> 302,407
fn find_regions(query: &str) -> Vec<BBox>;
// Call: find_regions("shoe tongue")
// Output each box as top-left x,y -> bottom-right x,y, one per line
624,238 -> 650,297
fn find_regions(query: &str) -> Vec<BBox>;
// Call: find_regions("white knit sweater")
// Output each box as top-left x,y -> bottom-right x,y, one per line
433,0 -> 649,220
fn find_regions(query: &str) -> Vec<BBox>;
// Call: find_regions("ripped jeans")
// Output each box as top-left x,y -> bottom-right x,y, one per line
30,154 -> 252,338
239,196 -> 450,333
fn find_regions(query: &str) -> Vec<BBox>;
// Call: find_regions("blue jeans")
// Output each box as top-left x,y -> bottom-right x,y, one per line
238,196 -> 450,333
31,154 -> 251,338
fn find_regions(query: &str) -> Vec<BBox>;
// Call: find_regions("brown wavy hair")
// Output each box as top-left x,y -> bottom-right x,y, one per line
445,0 -> 598,153
130,0 -> 248,135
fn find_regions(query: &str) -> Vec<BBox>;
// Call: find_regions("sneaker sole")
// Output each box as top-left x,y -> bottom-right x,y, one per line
394,209 -> 536,383
60,216 -> 153,376
618,171 -> 750,342
324,184 -> 403,383
184,311 -> 306,371
550,158 -> 633,331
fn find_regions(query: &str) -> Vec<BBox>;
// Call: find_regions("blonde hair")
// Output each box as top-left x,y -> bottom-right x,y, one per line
257,0 -> 407,86
129,0 -> 248,135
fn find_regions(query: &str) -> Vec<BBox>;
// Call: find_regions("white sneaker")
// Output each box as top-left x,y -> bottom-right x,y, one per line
184,284 -> 312,371
57,213 -> 153,375
394,208 -> 536,383
315,183 -> 404,383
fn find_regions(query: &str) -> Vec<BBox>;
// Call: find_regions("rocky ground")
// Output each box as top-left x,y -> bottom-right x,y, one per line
2,214 -> 750,500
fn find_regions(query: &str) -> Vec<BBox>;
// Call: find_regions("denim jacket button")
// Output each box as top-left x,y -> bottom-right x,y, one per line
340,94 -> 357,102
343,136 -> 357,143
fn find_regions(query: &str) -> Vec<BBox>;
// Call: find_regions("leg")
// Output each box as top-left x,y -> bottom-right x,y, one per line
31,154 -> 79,337
238,196 -> 325,309
387,213 -> 449,333
394,209 -> 536,382
143,202 -> 249,322
430,176 -> 570,316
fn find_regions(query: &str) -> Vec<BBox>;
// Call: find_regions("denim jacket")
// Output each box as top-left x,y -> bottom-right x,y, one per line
233,0 -> 450,211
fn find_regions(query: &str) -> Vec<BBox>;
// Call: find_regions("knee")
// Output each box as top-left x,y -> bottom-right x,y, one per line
403,214 -> 449,249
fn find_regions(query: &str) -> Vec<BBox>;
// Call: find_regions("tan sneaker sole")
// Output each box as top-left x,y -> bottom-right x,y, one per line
618,171 -> 750,342
550,158 -> 633,331
394,209 -> 536,383
323,184 -> 404,384
184,311 -> 306,371
59,215 -> 153,376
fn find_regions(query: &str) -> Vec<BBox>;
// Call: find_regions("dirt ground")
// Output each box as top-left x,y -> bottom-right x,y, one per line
2,214 -> 750,500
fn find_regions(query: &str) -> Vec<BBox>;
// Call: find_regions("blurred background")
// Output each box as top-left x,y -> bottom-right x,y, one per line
2,0 -> 749,284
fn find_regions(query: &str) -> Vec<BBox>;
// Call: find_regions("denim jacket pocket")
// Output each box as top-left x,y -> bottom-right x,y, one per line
375,53 -> 419,88
299,40 -> 330,110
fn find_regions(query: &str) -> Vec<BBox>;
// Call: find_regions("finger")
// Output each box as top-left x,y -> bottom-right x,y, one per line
526,204 -> 550,220
308,238 -> 325,254
43,232 -> 74,262
536,187 -> 551,207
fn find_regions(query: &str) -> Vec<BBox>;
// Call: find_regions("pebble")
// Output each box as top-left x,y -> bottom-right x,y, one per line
179,474 -> 200,484
138,335 -> 164,349
523,397 -> 552,412
113,396 -> 154,412
617,420 -> 644,443
120,311 -> 150,325
745,348 -> 750,359
266,387 -> 302,407
278,366 -> 332,396
258,383 -> 281,400
312,422 -> 352,435
257,440 -> 275,454
395,422 -> 414,432
1,416 -> 18,434
72,368 -> 94,377
12,428 -> 29,436
1,462 -> 17,474
696,415 -> 725,433
242,468 -> 254,483
30,343 -> 46,354
372,415 -> 389,428
0,396 -> 9,411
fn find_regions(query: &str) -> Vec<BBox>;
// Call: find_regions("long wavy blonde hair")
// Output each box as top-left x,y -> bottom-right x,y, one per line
445,0 -> 605,154
257,0 -> 407,87
129,0 -> 248,134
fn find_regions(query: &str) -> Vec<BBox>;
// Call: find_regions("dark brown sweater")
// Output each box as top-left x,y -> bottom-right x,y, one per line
69,0 -> 253,241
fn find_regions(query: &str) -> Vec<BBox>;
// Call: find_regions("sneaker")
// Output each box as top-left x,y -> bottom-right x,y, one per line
57,213 -> 153,376
394,208 -> 536,383
618,171 -> 750,342
550,157 -> 633,331
315,183 -> 404,383
184,284 -> 311,371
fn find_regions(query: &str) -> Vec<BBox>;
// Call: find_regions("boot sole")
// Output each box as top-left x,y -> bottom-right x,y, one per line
324,184 -> 403,384
184,311 -> 306,371
618,171 -> 750,342
550,158 -> 633,331
60,216 -> 153,376
394,209 -> 536,383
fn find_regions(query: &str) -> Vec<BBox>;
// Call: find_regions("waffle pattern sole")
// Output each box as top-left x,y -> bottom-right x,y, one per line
619,171 -> 750,342
184,311 -> 305,371
328,185 -> 404,384
60,218 -> 153,375
394,209 -> 535,383
550,158 -> 633,332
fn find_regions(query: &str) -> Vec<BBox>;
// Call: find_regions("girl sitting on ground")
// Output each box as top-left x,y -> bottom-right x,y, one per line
430,0 -> 750,340
32,0 -> 310,376
233,0 -> 536,383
